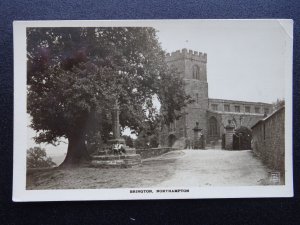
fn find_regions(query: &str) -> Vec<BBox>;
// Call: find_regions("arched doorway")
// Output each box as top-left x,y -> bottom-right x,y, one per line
168,134 -> 176,147
232,126 -> 252,150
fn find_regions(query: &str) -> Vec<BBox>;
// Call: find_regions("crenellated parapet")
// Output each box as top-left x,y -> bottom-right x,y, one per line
166,48 -> 207,63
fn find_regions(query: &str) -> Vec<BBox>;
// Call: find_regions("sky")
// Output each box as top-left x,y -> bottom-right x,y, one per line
27,20 -> 290,163
153,20 -> 287,103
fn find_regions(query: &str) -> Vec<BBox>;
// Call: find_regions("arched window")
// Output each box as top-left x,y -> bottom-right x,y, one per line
192,65 -> 200,80
209,117 -> 218,136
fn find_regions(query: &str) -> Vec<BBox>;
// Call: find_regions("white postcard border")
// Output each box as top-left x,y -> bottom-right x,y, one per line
13,19 -> 294,202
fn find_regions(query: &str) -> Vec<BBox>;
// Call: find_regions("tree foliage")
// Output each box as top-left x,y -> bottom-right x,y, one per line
272,98 -> 285,111
27,147 -> 56,168
27,27 -> 189,166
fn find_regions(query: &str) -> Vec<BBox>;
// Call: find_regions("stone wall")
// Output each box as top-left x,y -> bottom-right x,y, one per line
136,147 -> 176,159
225,126 -> 235,150
252,107 -> 285,175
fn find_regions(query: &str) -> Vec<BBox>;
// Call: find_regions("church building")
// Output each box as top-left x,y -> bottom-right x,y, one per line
160,49 -> 273,148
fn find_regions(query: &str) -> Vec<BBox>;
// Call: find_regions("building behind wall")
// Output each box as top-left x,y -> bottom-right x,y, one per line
160,49 -> 273,148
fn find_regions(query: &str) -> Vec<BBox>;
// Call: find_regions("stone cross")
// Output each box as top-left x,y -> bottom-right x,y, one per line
112,99 -> 120,139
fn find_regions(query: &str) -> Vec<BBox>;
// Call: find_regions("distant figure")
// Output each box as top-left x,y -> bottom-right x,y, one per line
113,143 -> 126,155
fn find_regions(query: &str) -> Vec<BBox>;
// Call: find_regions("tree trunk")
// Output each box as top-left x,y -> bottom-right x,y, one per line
59,133 -> 90,168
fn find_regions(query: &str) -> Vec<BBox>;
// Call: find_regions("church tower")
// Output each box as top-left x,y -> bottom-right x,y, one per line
165,48 -> 208,143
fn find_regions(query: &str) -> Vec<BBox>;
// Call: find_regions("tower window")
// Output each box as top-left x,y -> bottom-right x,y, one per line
235,106 -> 240,112
255,107 -> 260,113
192,65 -> 200,80
196,93 -> 199,104
224,104 -> 230,112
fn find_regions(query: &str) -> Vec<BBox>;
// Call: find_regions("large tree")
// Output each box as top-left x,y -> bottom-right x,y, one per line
27,27 -> 189,167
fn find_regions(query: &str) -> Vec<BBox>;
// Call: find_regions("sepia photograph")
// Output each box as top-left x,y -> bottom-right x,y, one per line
13,19 -> 293,201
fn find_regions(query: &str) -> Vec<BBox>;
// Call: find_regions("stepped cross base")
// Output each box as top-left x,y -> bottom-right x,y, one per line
90,138 -> 141,168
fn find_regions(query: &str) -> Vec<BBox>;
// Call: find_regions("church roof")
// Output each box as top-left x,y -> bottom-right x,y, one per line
208,98 -> 272,106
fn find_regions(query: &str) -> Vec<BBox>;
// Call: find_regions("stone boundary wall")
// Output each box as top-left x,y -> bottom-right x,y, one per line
251,107 -> 285,175
136,147 -> 177,159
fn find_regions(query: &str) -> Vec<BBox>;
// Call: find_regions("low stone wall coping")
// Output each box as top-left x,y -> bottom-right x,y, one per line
136,147 -> 178,159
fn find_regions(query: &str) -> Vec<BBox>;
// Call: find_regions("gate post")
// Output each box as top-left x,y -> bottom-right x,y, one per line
193,122 -> 204,149
225,121 -> 235,150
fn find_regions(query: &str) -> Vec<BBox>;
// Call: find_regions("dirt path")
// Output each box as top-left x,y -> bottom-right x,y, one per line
156,149 -> 269,187
27,149 -> 269,190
